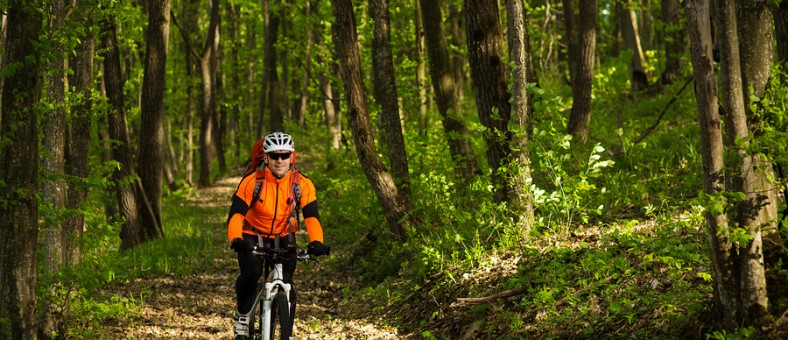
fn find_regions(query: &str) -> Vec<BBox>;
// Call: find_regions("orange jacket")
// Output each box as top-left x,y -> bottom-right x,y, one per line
227,167 -> 324,243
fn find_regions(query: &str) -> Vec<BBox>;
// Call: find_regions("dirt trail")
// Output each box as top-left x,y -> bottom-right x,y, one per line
105,177 -> 406,339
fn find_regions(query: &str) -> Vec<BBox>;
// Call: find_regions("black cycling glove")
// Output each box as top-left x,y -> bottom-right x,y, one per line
231,238 -> 252,253
307,240 -> 329,256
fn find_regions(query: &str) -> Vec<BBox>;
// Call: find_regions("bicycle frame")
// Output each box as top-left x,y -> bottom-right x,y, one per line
246,246 -> 311,340
258,261 -> 290,340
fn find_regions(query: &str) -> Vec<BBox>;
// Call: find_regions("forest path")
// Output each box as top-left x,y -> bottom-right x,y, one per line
105,176 -> 405,339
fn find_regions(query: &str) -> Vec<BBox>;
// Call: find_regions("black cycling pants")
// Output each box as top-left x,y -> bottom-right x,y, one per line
235,233 -> 297,315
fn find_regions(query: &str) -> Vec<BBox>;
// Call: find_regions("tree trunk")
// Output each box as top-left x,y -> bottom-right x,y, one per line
736,0 -> 780,240
413,0 -> 428,134
0,1 -> 43,338
298,1 -> 312,127
266,9 -> 282,132
331,0 -> 410,241
65,6 -> 95,266
618,0 -> 648,91
138,0 -> 169,239
714,0 -> 771,326
420,0 -> 480,181
687,0 -> 736,328
561,0 -> 577,82
448,3 -> 465,103
315,26 -> 342,150
566,0 -> 597,143
659,0 -> 684,86
101,16 -> 147,252
0,12 -> 6,121
321,70 -> 341,150
184,0 -> 199,186
43,0 -> 68,275
214,37 -> 227,174
776,0 -> 788,64
506,0 -> 535,234
370,0 -> 411,207
172,0 -> 220,187
256,0 -> 270,137
465,0 -> 513,204
228,2 -> 243,157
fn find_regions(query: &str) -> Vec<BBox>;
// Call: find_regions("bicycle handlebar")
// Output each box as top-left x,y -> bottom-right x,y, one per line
250,245 -> 330,261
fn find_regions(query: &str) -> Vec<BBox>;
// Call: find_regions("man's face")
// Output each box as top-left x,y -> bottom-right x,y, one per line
266,151 -> 292,178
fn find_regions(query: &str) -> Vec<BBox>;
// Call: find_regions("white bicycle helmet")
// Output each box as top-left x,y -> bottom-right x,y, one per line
263,132 -> 295,153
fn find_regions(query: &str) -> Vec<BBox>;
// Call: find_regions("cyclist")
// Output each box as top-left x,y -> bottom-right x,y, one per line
227,132 -> 328,338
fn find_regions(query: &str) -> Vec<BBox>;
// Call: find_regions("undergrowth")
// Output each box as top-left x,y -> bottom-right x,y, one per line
42,190 -> 225,338
306,61 -> 787,339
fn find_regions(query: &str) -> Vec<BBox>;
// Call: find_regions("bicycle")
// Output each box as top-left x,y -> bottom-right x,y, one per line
235,236 -> 330,340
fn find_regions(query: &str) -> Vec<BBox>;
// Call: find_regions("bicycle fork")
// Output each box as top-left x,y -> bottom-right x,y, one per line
261,263 -> 292,340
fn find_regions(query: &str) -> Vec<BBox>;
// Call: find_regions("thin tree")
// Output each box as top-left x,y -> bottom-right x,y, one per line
370,0 -> 411,206
565,0 -> 597,143
266,8 -> 283,132
420,0 -> 480,180
736,0 -> 781,244
0,1 -> 44,338
658,0 -> 684,86
618,0 -> 649,91
172,0 -> 220,186
413,0 -> 427,133
776,0 -> 788,64
138,0 -> 169,238
331,0 -> 411,241
506,0 -> 535,234
465,0 -> 513,204
183,0 -> 199,187
65,1 -> 96,264
101,15 -> 148,251
256,0 -> 270,137
713,0 -> 770,326
42,0 -> 69,277
297,0 -> 313,127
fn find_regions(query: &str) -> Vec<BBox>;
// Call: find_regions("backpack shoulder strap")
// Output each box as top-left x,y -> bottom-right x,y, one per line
249,163 -> 267,209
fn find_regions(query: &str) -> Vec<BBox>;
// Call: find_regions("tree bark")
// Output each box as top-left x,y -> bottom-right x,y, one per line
173,0 -> 220,187
566,0 -> 597,144
138,0 -> 169,239
448,3 -> 465,103
618,0 -> 648,91
714,0 -> 770,326
736,0 -> 780,242
506,0 -> 535,234
420,0 -> 480,181
256,0 -> 270,137
101,16 -> 148,252
687,0 -> 735,327
0,1 -> 43,338
64,4 -> 95,266
776,0 -> 788,65
465,0 -> 513,204
370,0 -> 411,207
331,0 -> 410,241
183,0 -> 199,186
297,1 -> 312,127
413,0 -> 427,134
265,6 -> 282,132
659,0 -> 684,86
43,0 -> 68,277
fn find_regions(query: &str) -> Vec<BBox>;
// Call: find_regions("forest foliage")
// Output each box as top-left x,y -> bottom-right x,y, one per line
1,0 -> 787,338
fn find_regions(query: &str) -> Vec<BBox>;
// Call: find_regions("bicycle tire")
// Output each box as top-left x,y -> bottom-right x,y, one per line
269,291 -> 292,340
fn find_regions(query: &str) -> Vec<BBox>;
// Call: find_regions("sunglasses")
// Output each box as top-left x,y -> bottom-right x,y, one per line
267,152 -> 291,161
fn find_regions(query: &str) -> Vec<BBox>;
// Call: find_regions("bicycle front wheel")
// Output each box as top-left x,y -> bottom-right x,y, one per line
269,291 -> 292,340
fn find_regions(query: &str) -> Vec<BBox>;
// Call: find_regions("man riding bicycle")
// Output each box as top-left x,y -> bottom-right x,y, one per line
227,132 -> 328,338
